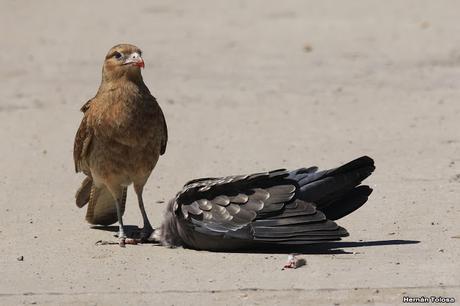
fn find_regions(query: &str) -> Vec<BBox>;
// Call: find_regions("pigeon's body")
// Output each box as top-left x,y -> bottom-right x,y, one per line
158,156 -> 374,251
74,44 -> 167,245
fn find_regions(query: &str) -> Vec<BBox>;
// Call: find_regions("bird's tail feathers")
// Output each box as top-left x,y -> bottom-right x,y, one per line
84,185 -> 127,226
75,177 -> 92,208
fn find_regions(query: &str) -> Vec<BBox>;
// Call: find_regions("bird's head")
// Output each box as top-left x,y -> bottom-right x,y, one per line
102,44 -> 145,82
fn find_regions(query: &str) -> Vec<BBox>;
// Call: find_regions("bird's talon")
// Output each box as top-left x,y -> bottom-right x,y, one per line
124,238 -> 138,245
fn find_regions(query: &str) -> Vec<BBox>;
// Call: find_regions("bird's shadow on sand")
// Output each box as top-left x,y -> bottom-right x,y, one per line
91,225 -> 420,255
91,225 -> 143,238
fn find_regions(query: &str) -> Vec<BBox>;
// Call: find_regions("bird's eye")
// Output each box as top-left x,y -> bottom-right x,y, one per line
113,52 -> 122,59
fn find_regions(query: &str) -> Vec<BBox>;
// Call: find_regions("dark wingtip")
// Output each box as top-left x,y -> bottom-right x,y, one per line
328,156 -> 375,182
337,155 -> 375,171
358,155 -> 374,164
321,185 -> 373,220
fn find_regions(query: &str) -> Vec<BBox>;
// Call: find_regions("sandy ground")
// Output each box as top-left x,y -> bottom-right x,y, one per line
1,1 -> 460,305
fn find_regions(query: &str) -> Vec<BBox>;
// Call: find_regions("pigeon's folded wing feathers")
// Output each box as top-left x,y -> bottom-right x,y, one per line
161,167 -> 352,250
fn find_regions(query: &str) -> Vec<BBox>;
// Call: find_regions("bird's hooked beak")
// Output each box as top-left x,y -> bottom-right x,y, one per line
123,52 -> 145,69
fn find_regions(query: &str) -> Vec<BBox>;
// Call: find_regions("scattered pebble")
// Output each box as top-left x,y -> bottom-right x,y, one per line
303,43 -> 313,53
420,21 -> 431,29
17,256 -> 24,261
450,174 -> 460,182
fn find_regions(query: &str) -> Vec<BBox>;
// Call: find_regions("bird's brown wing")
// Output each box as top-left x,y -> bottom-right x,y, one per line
73,98 -> 126,222
159,106 -> 167,155
73,100 -> 93,173
80,99 -> 92,112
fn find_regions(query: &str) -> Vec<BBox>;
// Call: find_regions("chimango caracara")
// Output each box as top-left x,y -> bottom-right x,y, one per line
155,156 -> 374,251
74,44 -> 167,246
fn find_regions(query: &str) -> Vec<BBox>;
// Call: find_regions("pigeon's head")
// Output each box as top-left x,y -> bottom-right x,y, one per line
102,44 -> 145,81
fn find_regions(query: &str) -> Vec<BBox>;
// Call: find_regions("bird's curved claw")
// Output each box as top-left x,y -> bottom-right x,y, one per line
120,237 -> 137,247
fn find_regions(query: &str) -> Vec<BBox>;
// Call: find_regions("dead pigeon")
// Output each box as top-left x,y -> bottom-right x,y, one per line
154,156 -> 374,251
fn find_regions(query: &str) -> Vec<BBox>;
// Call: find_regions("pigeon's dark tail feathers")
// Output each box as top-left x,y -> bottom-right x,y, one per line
290,156 -> 375,220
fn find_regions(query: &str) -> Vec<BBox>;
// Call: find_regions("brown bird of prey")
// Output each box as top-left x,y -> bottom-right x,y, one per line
156,156 -> 374,251
74,44 -> 168,246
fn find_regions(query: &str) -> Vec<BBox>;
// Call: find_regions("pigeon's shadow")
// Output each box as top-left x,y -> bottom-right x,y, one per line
91,225 -> 419,255
229,239 -> 421,255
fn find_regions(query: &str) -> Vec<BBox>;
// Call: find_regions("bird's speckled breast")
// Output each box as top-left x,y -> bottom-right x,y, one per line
86,86 -> 165,183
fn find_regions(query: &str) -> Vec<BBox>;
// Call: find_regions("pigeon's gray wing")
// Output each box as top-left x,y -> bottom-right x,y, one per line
178,169 -> 296,233
160,169 -> 349,250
